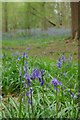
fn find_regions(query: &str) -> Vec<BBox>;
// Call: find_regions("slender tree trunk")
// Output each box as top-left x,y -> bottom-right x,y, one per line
41,2 -> 47,30
25,3 -> 31,36
71,2 -> 80,39
2,2 -> 8,32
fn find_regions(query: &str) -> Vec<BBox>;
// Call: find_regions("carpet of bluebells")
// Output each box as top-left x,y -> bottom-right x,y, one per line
1,52 -> 79,118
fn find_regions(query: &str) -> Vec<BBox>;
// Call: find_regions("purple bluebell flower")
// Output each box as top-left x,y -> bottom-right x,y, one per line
26,91 -> 30,97
24,72 -> 31,85
28,98 -> 32,105
70,92 -> 74,98
41,70 -> 45,76
24,60 -> 28,65
26,87 -> 32,97
70,90 -> 77,99
24,66 -> 27,72
24,72 -> 30,80
78,90 -> 80,96
40,80 -> 44,86
22,52 -> 28,58
31,68 -> 42,80
26,88 -> 33,106
31,68 -> 44,86
24,82 -> 27,88
30,87 -> 32,94
56,58 -> 62,68
51,78 -> 62,88
61,53 -> 66,63
38,78 -> 44,86
18,56 -> 20,61
38,78 -> 42,82
26,55 -> 28,59
23,52 -> 26,57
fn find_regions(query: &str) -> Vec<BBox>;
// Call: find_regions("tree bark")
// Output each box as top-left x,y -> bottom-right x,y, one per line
41,2 -> 48,30
71,2 -> 80,39
2,2 -> 8,32
25,3 -> 31,36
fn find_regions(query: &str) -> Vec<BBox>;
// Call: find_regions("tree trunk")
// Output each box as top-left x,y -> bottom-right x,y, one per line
41,2 -> 47,30
25,3 -> 31,36
2,2 -> 8,32
71,2 -> 80,39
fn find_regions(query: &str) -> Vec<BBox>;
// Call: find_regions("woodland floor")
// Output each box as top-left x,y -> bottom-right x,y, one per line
1,34 -> 78,117
2,35 -> 78,61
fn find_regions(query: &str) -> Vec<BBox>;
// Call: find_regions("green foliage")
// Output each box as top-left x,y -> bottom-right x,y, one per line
2,2 -> 71,31
2,52 -> 78,118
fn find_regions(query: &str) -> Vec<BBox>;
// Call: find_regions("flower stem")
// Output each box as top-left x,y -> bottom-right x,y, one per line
42,76 -> 45,119
19,56 -> 24,118
56,86 -> 58,118
19,72 -> 22,118
31,88 -> 34,118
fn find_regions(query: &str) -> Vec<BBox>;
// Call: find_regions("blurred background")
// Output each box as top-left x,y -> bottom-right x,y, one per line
2,2 -> 71,34
1,2 -> 78,60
